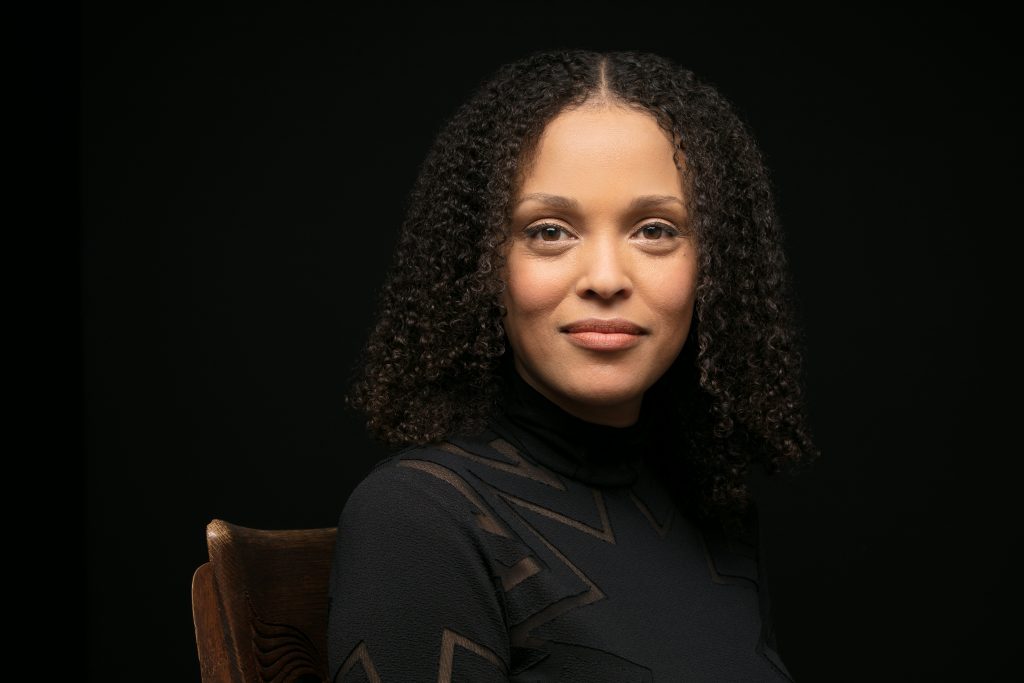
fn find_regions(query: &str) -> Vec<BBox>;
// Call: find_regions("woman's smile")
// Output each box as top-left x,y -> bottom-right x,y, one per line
560,318 -> 648,351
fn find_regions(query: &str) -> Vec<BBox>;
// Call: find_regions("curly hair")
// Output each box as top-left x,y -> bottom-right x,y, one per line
347,48 -> 819,524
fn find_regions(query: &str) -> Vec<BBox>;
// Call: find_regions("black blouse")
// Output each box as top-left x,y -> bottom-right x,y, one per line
327,368 -> 794,681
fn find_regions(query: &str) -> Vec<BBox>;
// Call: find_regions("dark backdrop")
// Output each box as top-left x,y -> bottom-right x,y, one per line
83,4 -> 1019,681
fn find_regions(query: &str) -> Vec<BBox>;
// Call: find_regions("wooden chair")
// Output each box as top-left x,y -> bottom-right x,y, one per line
191,519 -> 338,683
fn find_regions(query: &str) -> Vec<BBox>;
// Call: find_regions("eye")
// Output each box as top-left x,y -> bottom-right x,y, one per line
525,223 -> 574,242
635,222 -> 680,240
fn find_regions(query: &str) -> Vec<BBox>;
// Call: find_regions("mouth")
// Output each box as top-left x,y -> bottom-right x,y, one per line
560,318 -> 647,351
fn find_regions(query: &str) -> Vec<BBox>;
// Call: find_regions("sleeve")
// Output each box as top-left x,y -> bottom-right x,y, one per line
326,461 -> 511,682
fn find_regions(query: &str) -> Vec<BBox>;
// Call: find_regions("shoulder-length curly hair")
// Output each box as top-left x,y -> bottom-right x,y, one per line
348,48 -> 818,522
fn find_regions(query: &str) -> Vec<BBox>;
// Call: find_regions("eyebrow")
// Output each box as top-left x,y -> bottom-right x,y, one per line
514,193 -> 685,212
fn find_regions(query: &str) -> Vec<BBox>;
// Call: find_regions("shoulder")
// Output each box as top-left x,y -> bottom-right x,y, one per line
339,449 -> 455,528
338,436 -> 509,535
697,500 -> 764,590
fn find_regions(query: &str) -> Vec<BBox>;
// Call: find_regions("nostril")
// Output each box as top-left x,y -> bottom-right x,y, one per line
579,283 -> 632,300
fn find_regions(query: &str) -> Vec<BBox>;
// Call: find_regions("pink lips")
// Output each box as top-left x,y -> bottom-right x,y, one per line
560,318 -> 647,351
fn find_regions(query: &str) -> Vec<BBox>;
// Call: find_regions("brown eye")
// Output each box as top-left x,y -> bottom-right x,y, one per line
636,223 -> 680,240
525,224 -> 574,242
641,225 -> 664,239
541,226 -> 563,241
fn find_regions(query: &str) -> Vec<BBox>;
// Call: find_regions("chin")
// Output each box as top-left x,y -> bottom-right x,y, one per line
570,364 -> 654,394
575,384 -> 641,403
560,378 -> 646,410
518,357 -> 658,420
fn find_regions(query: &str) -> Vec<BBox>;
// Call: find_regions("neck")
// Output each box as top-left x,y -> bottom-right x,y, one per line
487,362 -> 650,487
512,357 -> 642,427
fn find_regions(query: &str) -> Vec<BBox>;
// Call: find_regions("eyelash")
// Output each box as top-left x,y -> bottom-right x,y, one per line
523,221 -> 682,242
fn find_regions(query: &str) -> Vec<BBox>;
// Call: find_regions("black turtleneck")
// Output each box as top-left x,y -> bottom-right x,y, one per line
327,366 -> 794,681
488,365 -> 648,488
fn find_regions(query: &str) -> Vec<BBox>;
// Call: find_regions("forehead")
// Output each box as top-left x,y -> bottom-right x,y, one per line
518,104 -> 685,199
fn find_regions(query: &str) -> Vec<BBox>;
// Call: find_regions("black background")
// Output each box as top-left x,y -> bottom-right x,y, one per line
82,3 -> 1019,681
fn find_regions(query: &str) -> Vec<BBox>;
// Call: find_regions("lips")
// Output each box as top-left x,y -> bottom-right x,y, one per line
560,318 -> 647,350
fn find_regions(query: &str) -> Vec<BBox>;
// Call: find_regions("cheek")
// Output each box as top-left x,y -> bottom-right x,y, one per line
504,259 -> 569,318
647,260 -> 699,324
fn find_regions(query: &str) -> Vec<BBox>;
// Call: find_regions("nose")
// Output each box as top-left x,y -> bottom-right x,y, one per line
575,237 -> 632,300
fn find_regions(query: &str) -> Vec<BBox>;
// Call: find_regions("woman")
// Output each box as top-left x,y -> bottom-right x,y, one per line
327,48 -> 818,682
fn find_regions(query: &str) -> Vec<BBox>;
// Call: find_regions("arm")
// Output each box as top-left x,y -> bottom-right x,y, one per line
326,461 -> 511,682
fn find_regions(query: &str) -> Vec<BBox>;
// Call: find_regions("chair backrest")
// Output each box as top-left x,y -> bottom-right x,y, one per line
191,519 -> 338,683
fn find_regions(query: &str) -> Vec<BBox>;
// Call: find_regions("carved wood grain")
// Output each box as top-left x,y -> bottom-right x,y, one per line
193,519 -> 338,683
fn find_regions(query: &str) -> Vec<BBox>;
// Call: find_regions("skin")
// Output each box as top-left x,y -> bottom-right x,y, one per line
501,100 -> 699,427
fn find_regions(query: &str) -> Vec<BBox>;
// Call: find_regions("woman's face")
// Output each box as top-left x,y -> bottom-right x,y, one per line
501,102 -> 699,427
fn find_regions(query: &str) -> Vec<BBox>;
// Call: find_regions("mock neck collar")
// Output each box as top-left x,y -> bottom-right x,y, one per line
486,362 -> 655,487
